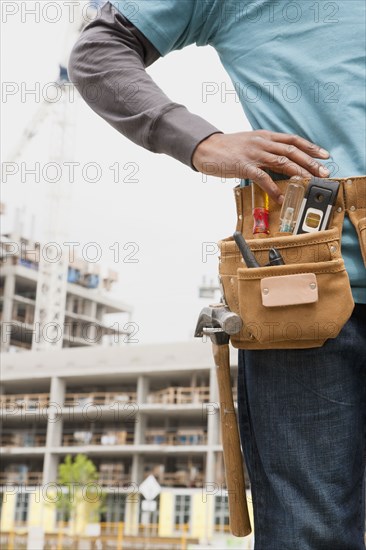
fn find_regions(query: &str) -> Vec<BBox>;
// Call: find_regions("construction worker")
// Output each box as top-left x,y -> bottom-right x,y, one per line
68,1 -> 366,547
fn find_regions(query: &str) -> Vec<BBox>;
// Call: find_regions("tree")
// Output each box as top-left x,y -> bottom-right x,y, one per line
57,454 -> 105,534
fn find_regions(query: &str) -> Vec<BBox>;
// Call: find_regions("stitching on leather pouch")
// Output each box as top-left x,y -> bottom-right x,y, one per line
219,232 -> 340,257
244,231 -> 339,248
229,276 -> 240,312
219,274 -> 240,312
222,241 -> 337,258
239,267 -> 345,279
237,259 -> 345,279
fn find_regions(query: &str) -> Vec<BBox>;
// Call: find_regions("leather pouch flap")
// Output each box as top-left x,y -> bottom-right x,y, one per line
260,273 -> 318,307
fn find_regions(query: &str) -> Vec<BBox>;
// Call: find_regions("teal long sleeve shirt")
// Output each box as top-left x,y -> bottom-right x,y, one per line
107,0 -> 366,302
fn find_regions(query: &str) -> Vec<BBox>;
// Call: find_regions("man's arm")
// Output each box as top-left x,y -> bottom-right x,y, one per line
68,1 -> 222,171
69,1 -> 331,204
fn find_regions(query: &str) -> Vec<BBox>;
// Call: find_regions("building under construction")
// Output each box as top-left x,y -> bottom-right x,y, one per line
0,216 -> 253,548
0,341 -> 253,549
0,228 -> 132,353
1,1 -> 254,546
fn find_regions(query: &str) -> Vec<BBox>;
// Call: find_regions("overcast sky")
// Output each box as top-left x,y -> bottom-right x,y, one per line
1,1 -> 251,345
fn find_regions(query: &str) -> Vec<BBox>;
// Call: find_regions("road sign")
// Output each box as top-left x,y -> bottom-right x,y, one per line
139,474 -> 161,501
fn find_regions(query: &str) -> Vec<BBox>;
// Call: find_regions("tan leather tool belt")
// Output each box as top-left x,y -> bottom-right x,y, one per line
218,176 -> 365,350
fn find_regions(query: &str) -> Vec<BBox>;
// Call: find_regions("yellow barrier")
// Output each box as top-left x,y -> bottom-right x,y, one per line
0,523 -> 198,549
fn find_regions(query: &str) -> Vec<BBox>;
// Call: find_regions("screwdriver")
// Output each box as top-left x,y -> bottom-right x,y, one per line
252,183 -> 270,235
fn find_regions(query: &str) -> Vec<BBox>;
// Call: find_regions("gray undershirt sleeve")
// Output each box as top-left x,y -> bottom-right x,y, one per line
68,1 -> 223,170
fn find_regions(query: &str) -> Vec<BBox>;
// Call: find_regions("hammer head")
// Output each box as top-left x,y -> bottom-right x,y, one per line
194,304 -> 242,345
194,307 -> 214,338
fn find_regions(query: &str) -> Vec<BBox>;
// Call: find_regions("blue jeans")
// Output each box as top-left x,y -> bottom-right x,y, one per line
237,303 -> 366,549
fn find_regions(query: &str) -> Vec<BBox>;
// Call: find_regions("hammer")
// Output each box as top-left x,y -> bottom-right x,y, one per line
195,303 -> 251,537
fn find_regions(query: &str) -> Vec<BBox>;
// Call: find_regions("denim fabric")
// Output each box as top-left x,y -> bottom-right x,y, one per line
237,303 -> 366,549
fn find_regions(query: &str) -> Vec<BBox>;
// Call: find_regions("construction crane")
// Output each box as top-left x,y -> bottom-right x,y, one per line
7,1 -> 105,351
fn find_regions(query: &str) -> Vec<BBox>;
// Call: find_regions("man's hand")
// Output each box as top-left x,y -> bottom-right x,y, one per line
192,130 -> 331,204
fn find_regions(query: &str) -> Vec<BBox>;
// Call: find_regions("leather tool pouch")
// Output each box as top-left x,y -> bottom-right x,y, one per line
356,217 -> 366,266
218,179 -> 356,350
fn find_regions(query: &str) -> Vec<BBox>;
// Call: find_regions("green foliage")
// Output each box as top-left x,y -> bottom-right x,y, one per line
56,454 -> 105,528
58,453 -> 99,486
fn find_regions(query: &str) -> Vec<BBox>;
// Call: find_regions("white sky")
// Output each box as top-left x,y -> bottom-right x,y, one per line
1,1 -> 251,344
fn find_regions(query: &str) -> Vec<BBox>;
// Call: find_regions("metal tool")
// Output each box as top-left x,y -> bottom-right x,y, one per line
195,303 -> 251,537
268,247 -> 285,265
293,177 -> 340,234
233,231 -> 260,268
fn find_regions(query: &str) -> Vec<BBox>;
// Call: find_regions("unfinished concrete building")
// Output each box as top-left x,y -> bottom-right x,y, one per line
0,231 -> 132,352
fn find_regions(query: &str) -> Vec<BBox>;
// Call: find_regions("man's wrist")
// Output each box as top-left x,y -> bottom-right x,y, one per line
191,131 -> 225,171
149,104 -> 223,170
191,131 -> 224,171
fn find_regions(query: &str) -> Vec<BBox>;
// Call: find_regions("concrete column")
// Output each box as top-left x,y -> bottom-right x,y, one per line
65,294 -> 72,313
42,454 -> 59,487
136,375 -> 149,404
1,274 -> 15,352
43,377 -> 65,485
46,377 -> 65,445
96,305 -> 106,322
134,413 -> 147,445
134,375 -> 148,444
2,274 -> 15,322
131,376 -> 149,485
131,455 -> 144,486
205,365 -> 220,487
84,299 -> 96,319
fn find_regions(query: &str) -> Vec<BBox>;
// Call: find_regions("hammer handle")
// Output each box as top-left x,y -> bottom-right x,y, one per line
212,343 -> 252,537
